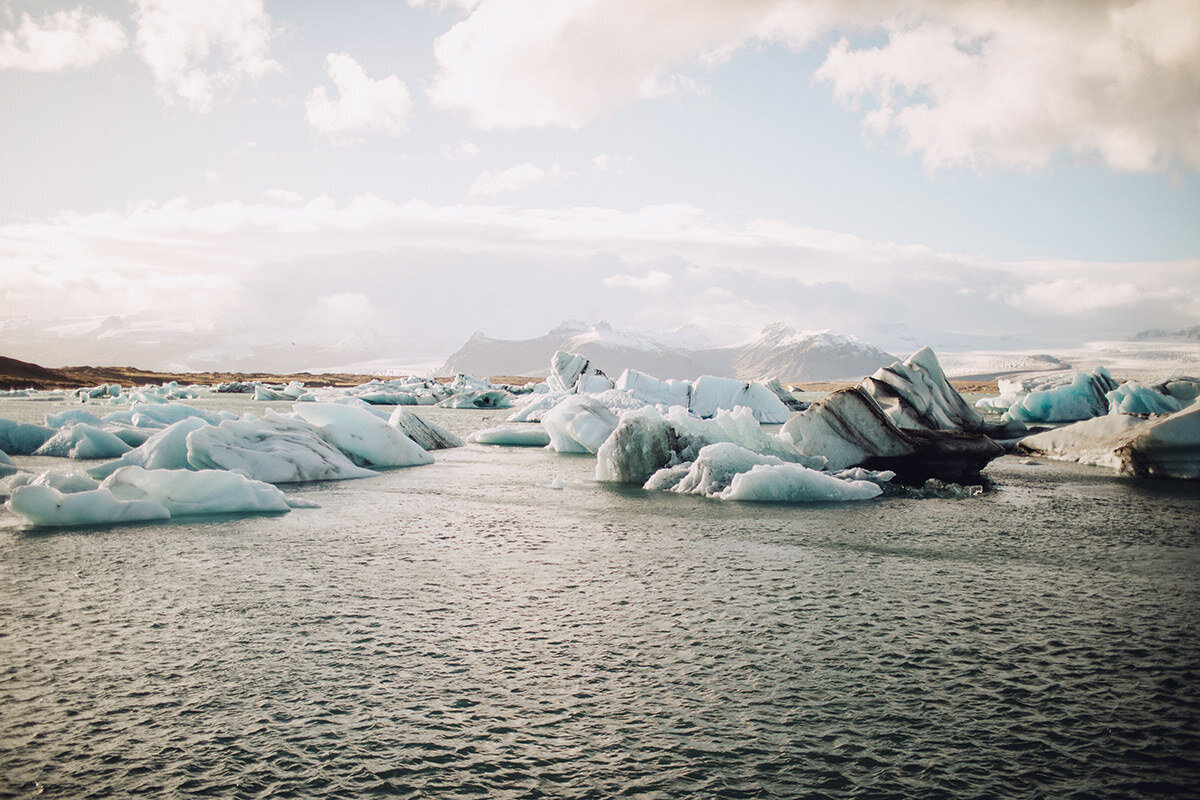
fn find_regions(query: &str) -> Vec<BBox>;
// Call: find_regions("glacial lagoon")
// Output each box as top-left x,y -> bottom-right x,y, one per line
2,396 -> 1199,799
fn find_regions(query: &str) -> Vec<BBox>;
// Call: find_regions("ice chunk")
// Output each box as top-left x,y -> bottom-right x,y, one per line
25,469 -> 100,493
1106,382 -> 1184,415
688,376 -> 790,423
291,403 -> 433,468
6,484 -> 170,527
864,346 -> 984,431
762,378 -> 807,411
547,350 -> 612,393
654,443 -> 788,496
0,419 -> 55,455
436,390 -> 513,409
1002,367 -> 1118,423
185,412 -> 378,483
387,408 -> 464,450
506,391 -> 568,422
615,369 -> 692,408
467,424 -> 551,447
101,403 -> 228,430
101,466 -> 291,516
1116,404 -> 1200,479
87,417 -> 210,479
0,451 -> 16,479
45,409 -> 105,428
1017,413 -> 1148,470
34,423 -> 133,459
781,386 -> 1003,482
595,405 -> 822,485
721,463 -> 882,503
541,396 -> 619,454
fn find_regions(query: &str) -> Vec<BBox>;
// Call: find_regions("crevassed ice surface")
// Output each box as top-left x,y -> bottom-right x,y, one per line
1,396 -> 1198,799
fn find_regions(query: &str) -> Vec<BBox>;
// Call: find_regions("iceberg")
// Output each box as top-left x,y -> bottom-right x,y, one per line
688,376 -> 791,424
1018,404 -> 1200,479
863,346 -> 984,431
643,442 -> 881,503
0,418 -> 55,455
722,463 -> 883,503
34,423 -> 133,459
595,405 -> 823,485
1002,367 -> 1118,423
781,386 -> 1003,482
6,484 -> 170,527
290,403 -> 433,468
467,424 -> 551,447
541,396 -> 620,454
615,369 -> 692,408
87,417 -> 210,479
0,450 -> 16,478
100,466 -> 292,516
1106,382 -> 1185,416
387,408 -> 464,450
547,350 -> 614,393
185,412 -> 378,483
436,389 -> 513,409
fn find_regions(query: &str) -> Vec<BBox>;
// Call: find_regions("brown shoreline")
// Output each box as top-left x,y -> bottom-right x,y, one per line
0,356 -> 997,394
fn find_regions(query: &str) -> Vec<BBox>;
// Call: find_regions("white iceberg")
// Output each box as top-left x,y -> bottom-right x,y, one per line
291,403 -> 432,468
722,463 -> 883,503
436,389 -> 513,409
387,408 -> 465,450
547,350 -> 613,393
86,417 -> 210,479
185,412 -> 378,483
1106,382 -> 1184,416
0,450 -> 16,478
643,442 -> 881,503
615,369 -> 692,408
1002,367 -> 1118,423
541,395 -> 620,454
863,346 -> 984,431
688,376 -> 790,424
6,484 -> 170,527
0,418 -> 55,455
100,466 -> 292,516
34,423 -> 133,459
467,424 -> 551,447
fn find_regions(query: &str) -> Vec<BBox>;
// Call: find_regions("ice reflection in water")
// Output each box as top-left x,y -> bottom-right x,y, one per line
1,401 -> 1198,799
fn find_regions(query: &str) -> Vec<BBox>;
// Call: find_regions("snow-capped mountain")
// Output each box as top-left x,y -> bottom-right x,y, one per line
440,321 -> 897,381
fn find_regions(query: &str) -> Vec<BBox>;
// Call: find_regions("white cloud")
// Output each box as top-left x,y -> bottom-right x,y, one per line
0,7 -> 126,71
133,0 -> 279,112
440,139 -> 482,161
603,270 -> 674,291
468,162 -> 576,196
2,194 -> 1195,361
427,0 -> 1200,172
593,153 -> 633,174
305,53 -> 413,140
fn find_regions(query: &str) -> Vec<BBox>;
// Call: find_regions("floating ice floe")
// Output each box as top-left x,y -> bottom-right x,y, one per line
1018,404 -> 1200,479
688,376 -> 790,424
6,484 -> 170,527
467,424 -> 551,447
34,423 -> 133,460
596,405 -> 823,485
781,384 -> 1003,483
542,396 -> 620,454
644,442 -> 881,503
87,417 -> 209,479
185,411 -> 378,483
100,466 -> 293,516
387,408 -> 464,450
1000,367 -> 1119,423
291,403 -> 432,468
0,418 -> 55,455
863,346 -> 984,432
436,389 -> 513,409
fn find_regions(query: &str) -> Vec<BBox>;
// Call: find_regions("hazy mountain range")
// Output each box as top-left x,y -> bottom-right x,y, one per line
441,321 -> 899,382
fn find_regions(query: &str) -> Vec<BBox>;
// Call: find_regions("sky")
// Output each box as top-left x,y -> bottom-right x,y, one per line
1,0 -> 1198,372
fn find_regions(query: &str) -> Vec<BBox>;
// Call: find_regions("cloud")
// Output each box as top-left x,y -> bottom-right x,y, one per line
426,0 -> 1200,172
468,162 -> 576,196
133,0 -> 279,112
305,53 -> 413,140
593,153 -> 633,174
0,7 -> 126,71
603,269 -> 674,291
441,139 -> 482,161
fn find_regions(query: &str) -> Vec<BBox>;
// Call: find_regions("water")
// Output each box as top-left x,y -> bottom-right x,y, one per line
2,398 -> 1199,799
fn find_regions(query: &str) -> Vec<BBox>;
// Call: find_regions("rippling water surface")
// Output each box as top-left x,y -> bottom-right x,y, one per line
2,398 -> 1198,799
